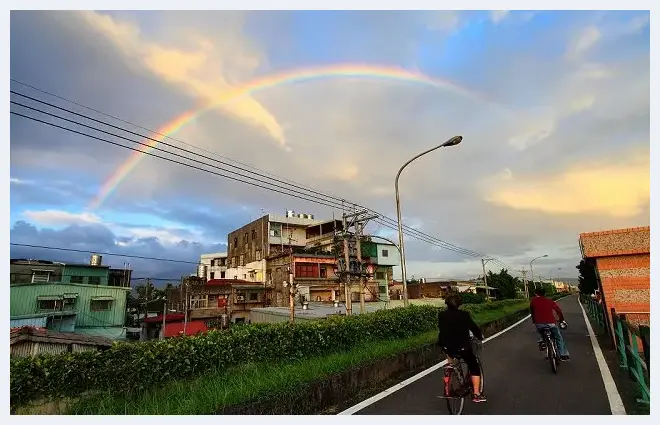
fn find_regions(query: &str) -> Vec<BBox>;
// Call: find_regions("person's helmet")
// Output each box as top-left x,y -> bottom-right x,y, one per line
445,294 -> 462,310
559,321 -> 568,330
534,287 -> 546,297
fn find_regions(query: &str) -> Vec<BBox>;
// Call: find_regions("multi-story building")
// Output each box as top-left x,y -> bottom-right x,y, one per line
198,252 -> 228,281
9,255 -> 131,340
360,241 -> 400,302
268,252 -> 340,306
166,278 -> 265,324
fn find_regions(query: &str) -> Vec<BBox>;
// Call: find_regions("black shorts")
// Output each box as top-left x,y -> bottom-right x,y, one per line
444,345 -> 481,377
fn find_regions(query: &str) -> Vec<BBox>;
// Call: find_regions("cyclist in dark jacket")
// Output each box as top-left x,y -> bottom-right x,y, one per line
438,293 -> 486,403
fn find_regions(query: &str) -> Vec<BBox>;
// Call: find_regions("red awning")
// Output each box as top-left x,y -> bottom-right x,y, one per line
164,321 -> 208,338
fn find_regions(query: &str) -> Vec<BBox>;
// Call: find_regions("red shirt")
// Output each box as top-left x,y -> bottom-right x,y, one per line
529,296 -> 564,324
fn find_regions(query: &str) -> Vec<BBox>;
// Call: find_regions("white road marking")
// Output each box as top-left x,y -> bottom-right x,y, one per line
578,301 -> 627,415
338,312 -> 533,415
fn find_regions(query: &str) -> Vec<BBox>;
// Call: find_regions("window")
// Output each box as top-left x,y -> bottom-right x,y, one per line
63,296 -> 77,309
210,260 -> 215,267
240,255 -> 245,266
231,257 -> 236,268
249,292 -> 258,301
70,276 -> 84,284
320,266 -> 327,278
38,299 -> 62,310
270,223 -> 282,237
243,274 -> 247,279
375,272 -> 386,280
233,237 -> 238,247
90,299 -> 112,311
382,249 -> 389,257
31,270 -> 51,283
210,272 -> 215,279
220,271 -> 226,278
88,276 -> 101,285
251,230 -> 256,240
244,233 -> 248,244
295,263 -> 318,278
256,250 -> 262,261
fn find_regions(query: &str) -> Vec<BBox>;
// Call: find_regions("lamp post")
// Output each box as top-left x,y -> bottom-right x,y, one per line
395,135 -> 463,307
529,255 -> 548,290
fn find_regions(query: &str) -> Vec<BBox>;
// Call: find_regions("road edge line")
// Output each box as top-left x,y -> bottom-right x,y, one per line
578,300 -> 627,415
338,311 -> 533,415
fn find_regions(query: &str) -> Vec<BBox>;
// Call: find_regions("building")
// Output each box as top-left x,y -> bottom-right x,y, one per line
10,326 -> 113,358
226,211 -> 322,271
579,226 -> 650,342
10,255 -> 131,340
166,278 -> 266,325
198,252 -> 228,281
267,252 -> 339,306
360,241 -> 400,302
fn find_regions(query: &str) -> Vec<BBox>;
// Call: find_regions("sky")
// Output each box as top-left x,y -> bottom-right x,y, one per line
9,10 -> 650,284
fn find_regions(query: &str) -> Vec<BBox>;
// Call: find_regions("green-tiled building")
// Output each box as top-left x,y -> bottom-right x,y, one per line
10,258 -> 130,339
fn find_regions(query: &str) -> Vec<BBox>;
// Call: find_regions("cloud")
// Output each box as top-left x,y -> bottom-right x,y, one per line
23,209 -> 102,226
10,221 -> 225,282
76,11 -> 288,149
566,26 -> 602,60
482,146 -> 649,218
9,11 -> 650,281
489,11 -> 510,24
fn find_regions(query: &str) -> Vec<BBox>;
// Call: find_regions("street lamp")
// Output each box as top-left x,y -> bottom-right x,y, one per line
529,255 -> 548,290
395,135 -> 463,307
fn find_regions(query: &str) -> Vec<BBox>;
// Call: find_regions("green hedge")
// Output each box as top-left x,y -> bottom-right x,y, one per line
458,292 -> 486,304
9,298 -> 531,410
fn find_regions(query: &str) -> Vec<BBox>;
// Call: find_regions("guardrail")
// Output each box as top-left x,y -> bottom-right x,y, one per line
611,308 -> 650,405
579,293 -> 609,337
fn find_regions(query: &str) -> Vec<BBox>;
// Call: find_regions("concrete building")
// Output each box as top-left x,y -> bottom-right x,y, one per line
166,278 -> 265,325
579,226 -> 650,342
360,241 -> 399,301
198,252 -> 228,281
226,211 -> 322,270
268,252 -> 339,306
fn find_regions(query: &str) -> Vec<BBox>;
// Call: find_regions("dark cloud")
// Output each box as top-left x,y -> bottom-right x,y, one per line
10,221 -> 226,284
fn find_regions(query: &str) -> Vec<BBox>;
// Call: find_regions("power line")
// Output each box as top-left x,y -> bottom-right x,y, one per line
9,105 -> 482,259
10,94 -> 484,259
10,86 -> 514,266
10,243 -> 201,265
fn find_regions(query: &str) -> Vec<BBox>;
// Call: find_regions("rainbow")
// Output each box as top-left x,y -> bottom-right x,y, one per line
88,64 -> 510,210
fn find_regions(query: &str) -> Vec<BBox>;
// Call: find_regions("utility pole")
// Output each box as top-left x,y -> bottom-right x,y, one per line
160,297 -> 167,340
355,219 -> 365,314
342,227 -> 352,316
481,258 -> 489,300
520,269 -> 529,299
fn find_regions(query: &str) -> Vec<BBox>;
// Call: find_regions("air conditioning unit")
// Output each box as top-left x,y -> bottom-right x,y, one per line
236,295 -> 245,301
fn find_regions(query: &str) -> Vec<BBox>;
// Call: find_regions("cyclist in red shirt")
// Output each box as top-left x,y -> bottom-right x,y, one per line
529,287 -> 570,361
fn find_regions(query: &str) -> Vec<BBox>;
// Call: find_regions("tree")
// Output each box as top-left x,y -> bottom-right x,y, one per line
577,259 -> 598,295
487,268 -> 520,299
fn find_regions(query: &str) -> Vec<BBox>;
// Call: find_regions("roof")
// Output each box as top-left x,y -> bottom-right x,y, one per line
144,312 -> 186,324
579,226 -> 650,258
164,320 -> 208,338
205,278 -> 255,286
200,252 -> 227,259
63,263 -> 110,268
10,327 -> 113,347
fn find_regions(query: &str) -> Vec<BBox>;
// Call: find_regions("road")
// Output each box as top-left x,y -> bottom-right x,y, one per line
355,296 -> 615,415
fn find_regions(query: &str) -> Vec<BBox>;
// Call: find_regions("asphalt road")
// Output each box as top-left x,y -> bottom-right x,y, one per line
356,296 -> 614,415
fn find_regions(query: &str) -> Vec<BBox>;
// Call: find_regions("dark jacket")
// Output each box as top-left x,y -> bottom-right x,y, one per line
437,308 -> 483,351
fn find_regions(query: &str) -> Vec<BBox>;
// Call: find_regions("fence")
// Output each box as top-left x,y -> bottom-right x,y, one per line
611,308 -> 650,406
580,295 -> 650,406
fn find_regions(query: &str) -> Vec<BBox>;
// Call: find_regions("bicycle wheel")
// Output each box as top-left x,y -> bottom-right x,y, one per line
445,365 -> 466,415
548,340 -> 558,374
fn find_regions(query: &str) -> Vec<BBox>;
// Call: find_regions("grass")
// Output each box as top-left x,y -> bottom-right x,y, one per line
64,300 -> 530,415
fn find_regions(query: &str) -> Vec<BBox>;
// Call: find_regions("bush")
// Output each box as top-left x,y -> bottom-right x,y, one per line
458,292 -> 486,304
10,299 -> 528,410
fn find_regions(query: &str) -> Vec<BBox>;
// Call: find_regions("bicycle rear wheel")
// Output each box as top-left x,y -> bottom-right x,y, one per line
445,366 -> 466,415
548,340 -> 558,374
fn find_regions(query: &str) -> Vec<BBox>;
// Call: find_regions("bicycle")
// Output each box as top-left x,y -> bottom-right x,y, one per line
439,337 -> 484,415
538,321 -> 567,374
